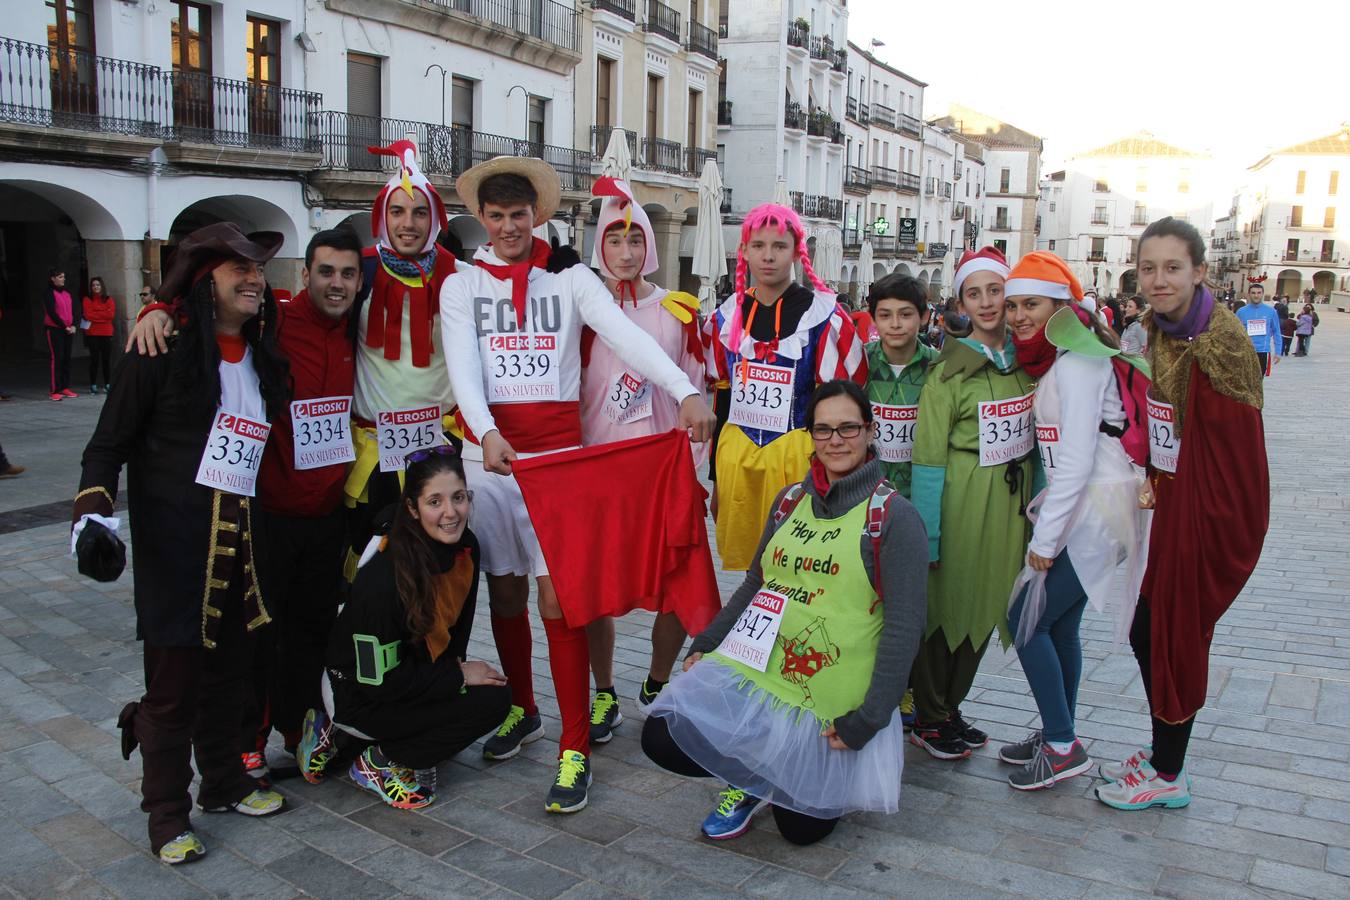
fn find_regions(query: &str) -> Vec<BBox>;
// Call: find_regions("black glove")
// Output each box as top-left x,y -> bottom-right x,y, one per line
75,518 -> 126,583
545,236 -> 582,274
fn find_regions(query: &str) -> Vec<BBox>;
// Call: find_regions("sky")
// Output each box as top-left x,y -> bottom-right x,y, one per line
848,0 -> 1349,190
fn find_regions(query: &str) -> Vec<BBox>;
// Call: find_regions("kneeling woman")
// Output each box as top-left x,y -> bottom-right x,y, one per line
298,447 -> 510,809
643,380 -> 928,844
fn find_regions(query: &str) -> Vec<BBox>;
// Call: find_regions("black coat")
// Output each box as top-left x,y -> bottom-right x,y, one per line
79,345 -> 270,646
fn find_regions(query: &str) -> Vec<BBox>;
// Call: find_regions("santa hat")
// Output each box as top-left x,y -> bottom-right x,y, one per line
1005,251 -> 1084,303
368,139 -> 449,256
590,176 -> 658,281
953,246 -> 1011,294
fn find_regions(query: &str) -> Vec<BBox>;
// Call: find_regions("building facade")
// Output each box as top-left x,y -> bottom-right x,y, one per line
933,104 -> 1041,271
1231,124 -> 1350,300
0,0 -> 590,360
717,0 -> 847,280
574,0 -> 720,292
1036,132 -> 1214,297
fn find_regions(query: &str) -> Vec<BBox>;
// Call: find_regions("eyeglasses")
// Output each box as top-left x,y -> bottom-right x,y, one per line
809,422 -> 867,441
405,444 -> 458,466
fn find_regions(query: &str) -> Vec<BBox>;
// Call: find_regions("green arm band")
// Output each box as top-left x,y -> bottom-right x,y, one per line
353,633 -> 401,686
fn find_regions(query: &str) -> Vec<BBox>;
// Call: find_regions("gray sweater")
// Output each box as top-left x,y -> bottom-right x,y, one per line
690,458 -> 928,750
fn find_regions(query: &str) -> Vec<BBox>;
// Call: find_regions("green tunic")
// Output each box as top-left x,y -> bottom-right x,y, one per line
910,337 -> 1036,651
864,339 -> 938,498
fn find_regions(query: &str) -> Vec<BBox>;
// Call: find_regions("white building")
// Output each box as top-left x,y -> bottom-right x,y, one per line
717,0 -> 847,276
839,41 -> 924,302
1231,124 -> 1350,300
0,0 -> 588,359
932,104 -> 1042,269
1037,132 -> 1214,297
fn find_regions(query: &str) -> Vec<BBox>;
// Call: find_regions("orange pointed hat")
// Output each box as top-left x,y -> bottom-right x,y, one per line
368,139 -> 449,255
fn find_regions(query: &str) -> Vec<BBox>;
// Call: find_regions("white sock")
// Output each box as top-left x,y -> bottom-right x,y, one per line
1047,740 -> 1076,755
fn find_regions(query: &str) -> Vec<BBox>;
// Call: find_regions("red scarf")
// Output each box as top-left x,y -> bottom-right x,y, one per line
475,238 -> 552,329
1012,328 -> 1056,379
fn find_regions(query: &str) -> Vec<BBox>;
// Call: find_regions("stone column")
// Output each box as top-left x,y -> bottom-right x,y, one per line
85,239 -> 145,357
646,206 -> 683,292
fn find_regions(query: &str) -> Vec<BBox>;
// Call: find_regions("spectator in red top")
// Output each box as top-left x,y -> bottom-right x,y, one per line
243,227 -> 363,779
82,275 -> 117,394
42,268 -> 78,400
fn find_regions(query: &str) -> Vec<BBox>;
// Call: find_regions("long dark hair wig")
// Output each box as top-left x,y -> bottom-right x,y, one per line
387,449 -> 468,642
167,273 -> 290,422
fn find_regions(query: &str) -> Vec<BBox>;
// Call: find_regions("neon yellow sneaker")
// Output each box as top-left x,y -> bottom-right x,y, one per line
588,690 -> 623,744
201,788 -> 285,817
158,830 -> 206,865
544,749 -> 591,814
483,704 -> 544,760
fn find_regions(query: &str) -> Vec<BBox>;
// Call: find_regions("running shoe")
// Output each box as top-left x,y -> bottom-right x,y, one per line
998,729 -> 1044,765
1094,761 -> 1191,810
899,689 -> 917,733
158,831 -> 206,865
61,389 -> 79,398
544,750 -> 591,814
415,767 -> 438,796
49,393 -> 63,402
700,788 -> 767,840
0,465 -> 26,479
90,384 -> 99,395
349,748 -> 434,810
297,707 -> 337,785
1007,741 -> 1092,791
482,705 -> 545,760
950,709 -> 988,749
589,690 -> 623,745
1098,746 -> 1152,782
636,677 -> 665,715
908,719 -> 972,760
241,750 -> 270,787
200,788 -> 285,817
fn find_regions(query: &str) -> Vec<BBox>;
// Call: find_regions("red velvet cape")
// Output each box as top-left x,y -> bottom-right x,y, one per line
513,430 -> 722,633
1141,361 -> 1269,723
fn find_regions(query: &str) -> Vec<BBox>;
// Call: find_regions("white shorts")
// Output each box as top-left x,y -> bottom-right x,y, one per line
463,459 -> 549,578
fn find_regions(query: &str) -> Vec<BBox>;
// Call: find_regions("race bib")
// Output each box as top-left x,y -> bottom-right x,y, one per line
977,392 -> 1035,467
728,362 -> 795,433
1147,399 -> 1180,474
196,411 -> 271,497
1036,424 -> 1060,478
716,588 -> 788,672
290,395 -> 355,471
1246,318 -> 1267,338
376,405 -> 443,473
872,403 -> 918,463
602,372 -> 653,425
486,334 -> 560,402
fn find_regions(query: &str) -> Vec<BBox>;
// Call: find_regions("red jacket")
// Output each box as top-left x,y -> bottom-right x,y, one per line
258,291 -> 356,518
82,295 -> 117,337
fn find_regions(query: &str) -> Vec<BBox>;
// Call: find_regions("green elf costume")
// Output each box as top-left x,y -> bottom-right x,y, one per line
864,338 -> 938,497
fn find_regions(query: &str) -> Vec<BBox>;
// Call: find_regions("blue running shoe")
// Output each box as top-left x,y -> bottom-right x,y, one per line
700,787 -> 767,840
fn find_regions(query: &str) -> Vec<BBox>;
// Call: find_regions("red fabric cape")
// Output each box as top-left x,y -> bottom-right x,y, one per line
512,430 -> 722,633
1141,362 -> 1269,723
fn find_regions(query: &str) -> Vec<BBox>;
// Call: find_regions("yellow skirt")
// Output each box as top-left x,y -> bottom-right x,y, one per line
714,426 -> 814,571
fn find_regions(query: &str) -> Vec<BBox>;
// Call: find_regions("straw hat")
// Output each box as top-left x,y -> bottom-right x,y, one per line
455,156 -> 561,224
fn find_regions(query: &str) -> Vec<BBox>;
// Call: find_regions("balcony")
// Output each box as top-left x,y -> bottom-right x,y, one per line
990,221 -> 1013,232
898,171 -> 920,194
898,113 -> 921,138
829,121 -> 844,145
1091,213 -> 1110,225
940,182 -> 953,199
787,22 -> 808,50
685,145 -> 716,175
590,124 -> 637,158
1131,211 -> 1149,226
421,0 -> 581,54
592,0 -> 636,21
717,100 -> 732,125
924,177 -> 936,196
686,19 -> 718,59
643,0 -> 681,43
641,136 -> 683,173
846,95 -> 861,123
871,102 -> 897,131
872,235 -> 896,256
1283,253 -> 1299,261
784,100 -> 806,131
789,190 -> 804,213
806,108 -> 839,141
869,165 -> 897,188
809,35 -> 835,64
952,202 -> 967,219
843,228 -> 862,250
898,241 -> 918,259
1087,252 -> 1107,262
832,48 -> 848,73
0,37 -> 322,155
844,165 -> 871,193
312,111 -> 591,190
720,186 -> 733,214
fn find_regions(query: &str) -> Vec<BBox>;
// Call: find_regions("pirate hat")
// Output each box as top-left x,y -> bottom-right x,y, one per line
157,222 -> 283,302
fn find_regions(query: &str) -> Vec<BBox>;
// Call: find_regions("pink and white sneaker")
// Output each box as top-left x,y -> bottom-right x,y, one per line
1098,746 -> 1152,781
1094,761 -> 1191,810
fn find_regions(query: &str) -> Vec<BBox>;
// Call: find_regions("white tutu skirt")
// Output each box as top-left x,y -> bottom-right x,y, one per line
648,659 -> 905,819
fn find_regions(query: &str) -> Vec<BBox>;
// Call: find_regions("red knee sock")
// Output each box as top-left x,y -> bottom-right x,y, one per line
543,616 -> 591,759
491,611 -> 537,717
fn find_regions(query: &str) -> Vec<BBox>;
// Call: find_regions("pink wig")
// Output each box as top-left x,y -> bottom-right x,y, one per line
731,203 -> 828,350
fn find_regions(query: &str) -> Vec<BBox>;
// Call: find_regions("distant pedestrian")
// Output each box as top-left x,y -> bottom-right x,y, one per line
0,440 -> 24,478
1120,296 -> 1148,355
1295,307 -> 1314,355
82,275 -> 116,394
1235,282 -> 1282,374
42,267 -> 78,401
1280,313 -> 1296,356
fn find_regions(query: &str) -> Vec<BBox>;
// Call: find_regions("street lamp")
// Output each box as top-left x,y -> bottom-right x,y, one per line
424,64 -> 447,126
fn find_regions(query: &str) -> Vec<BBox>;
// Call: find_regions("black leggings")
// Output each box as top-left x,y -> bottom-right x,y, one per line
1129,598 -> 1196,777
86,335 -> 112,386
640,715 -> 839,846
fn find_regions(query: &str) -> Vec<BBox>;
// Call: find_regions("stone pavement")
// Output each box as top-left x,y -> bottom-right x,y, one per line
1,318 -> 1348,899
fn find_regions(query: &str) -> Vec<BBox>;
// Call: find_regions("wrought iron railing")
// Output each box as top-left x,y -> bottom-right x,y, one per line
641,135 -> 682,173
166,70 -> 321,150
592,0 -> 636,22
870,165 -> 897,188
898,241 -> 917,258
687,19 -> 717,58
940,182 -> 952,199
844,165 -> 870,191
312,111 -> 592,190
1131,211 -> 1149,226
718,100 -> 732,125
871,103 -> 896,130
898,113 -> 921,137
832,48 -> 847,72
685,145 -> 716,175
422,0 -> 579,52
720,187 -> 733,214
787,22 -> 808,49
806,108 -> 835,138
898,172 -> 920,193
829,122 -> 843,145
590,124 -> 637,158
1091,213 -> 1110,225
789,190 -> 805,213
809,35 -> 834,62
843,228 -> 862,250
846,95 -> 859,122
952,202 -> 967,219
924,177 -> 937,195
802,195 -> 841,220
873,235 -> 896,255
643,0 -> 681,43
784,100 -> 806,130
